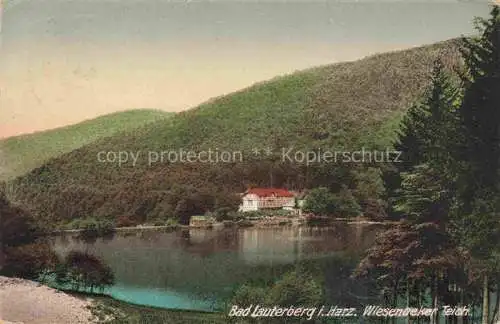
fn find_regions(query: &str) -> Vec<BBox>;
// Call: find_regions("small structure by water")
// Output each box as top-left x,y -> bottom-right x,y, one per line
189,216 -> 214,228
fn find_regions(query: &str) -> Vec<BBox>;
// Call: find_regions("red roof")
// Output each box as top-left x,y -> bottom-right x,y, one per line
246,188 -> 294,198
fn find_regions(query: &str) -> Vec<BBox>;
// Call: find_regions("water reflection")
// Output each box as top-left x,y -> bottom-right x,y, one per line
52,224 -> 385,311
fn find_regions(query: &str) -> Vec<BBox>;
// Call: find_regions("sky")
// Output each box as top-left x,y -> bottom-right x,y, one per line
0,0 -> 493,138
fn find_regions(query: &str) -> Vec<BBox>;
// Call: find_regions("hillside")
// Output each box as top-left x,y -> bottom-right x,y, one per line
0,109 -> 172,181
9,40 -> 463,227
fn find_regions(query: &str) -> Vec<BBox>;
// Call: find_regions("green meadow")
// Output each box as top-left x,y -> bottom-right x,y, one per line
0,109 -> 172,181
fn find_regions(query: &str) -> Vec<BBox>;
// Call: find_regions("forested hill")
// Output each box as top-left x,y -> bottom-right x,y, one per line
8,39 -> 463,228
0,109 -> 172,181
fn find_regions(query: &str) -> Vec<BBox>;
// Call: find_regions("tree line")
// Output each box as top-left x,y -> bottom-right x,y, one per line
354,6 -> 500,324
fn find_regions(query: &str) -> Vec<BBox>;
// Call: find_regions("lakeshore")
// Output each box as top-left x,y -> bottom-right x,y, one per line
49,224 -> 385,313
53,216 -> 396,235
0,276 -> 95,324
0,275 -> 225,324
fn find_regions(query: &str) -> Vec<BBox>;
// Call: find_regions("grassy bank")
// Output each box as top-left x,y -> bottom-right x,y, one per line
91,296 -> 225,324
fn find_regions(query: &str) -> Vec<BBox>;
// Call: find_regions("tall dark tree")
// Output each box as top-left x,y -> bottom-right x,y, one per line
452,6 -> 500,324
384,59 -> 460,220
396,60 -> 458,163
356,59 -> 463,324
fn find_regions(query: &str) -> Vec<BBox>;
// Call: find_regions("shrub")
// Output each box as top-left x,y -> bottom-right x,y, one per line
229,270 -> 323,323
243,210 -> 266,219
164,218 -> 179,227
2,242 -> 58,280
75,218 -> 116,239
303,186 -> 361,218
362,198 -> 388,221
303,187 -> 337,216
65,218 -> 83,230
267,270 -> 322,306
214,192 -> 242,212
57,251 -> 115,293
214,207 -> 233,222
0,193 -> 56,280
152,219 -> 166,226
116,215 -> 138,228
332,186 -> 362,218
1,192 -> 38,247
228,211 -> 242,220
269,209 -> 294,217
231,284 -> 267,307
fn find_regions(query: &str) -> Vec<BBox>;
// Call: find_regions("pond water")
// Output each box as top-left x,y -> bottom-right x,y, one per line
52,223 -> 386,312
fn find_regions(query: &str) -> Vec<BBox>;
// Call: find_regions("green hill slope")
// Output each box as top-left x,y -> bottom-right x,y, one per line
0,109 -> 172,180
9,40 -> 463,227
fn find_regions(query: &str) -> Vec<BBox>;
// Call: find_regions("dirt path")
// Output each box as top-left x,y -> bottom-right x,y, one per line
0,276 -> 96,324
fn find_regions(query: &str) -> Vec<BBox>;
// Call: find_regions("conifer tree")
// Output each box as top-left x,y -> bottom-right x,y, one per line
359,8 -> 500,323
384,59 -> 459,220
456,6 -> 500,210
453,6 -> 500,324
356,61 -> 461,324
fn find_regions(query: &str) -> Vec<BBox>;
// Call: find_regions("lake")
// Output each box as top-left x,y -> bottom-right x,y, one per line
52,223 -> 386,312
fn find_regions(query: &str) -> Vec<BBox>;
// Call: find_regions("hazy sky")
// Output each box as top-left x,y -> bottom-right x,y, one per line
0,0 -> 492,138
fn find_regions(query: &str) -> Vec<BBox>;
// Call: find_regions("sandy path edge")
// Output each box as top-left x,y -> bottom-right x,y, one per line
0,276 -> 96,324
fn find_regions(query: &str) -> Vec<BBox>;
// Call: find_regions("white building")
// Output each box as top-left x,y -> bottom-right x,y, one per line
238,188 -> 296,212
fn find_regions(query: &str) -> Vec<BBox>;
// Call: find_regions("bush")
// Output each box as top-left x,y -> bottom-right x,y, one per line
150,219 -> 166,226
164,218 -> 179,227
144,218 -> 178,227
57,251 -> 115,293
303,186 -> 361,218
1,192 -> 38,247
116,215 -> 138,228
362,198 -> 388,221
214,207 -> 233,222
214,192 -> 242,212
65,218 -> 83,230
242,210 -> 266,219
303,187 -> 337,216
0,193 -> 56,280
332,187 -> 362,218
270,209 -> 294,217
232,209 -> 293,221
70,218 -> 116,239
228,211 -> 243,220
231,284 -> 267,307
267,270 -> 322,306
229,270 -> 323,323
2,242 -> 58,280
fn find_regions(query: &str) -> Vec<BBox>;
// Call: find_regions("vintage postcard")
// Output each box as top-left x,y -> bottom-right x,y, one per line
0,0 -> 499,323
